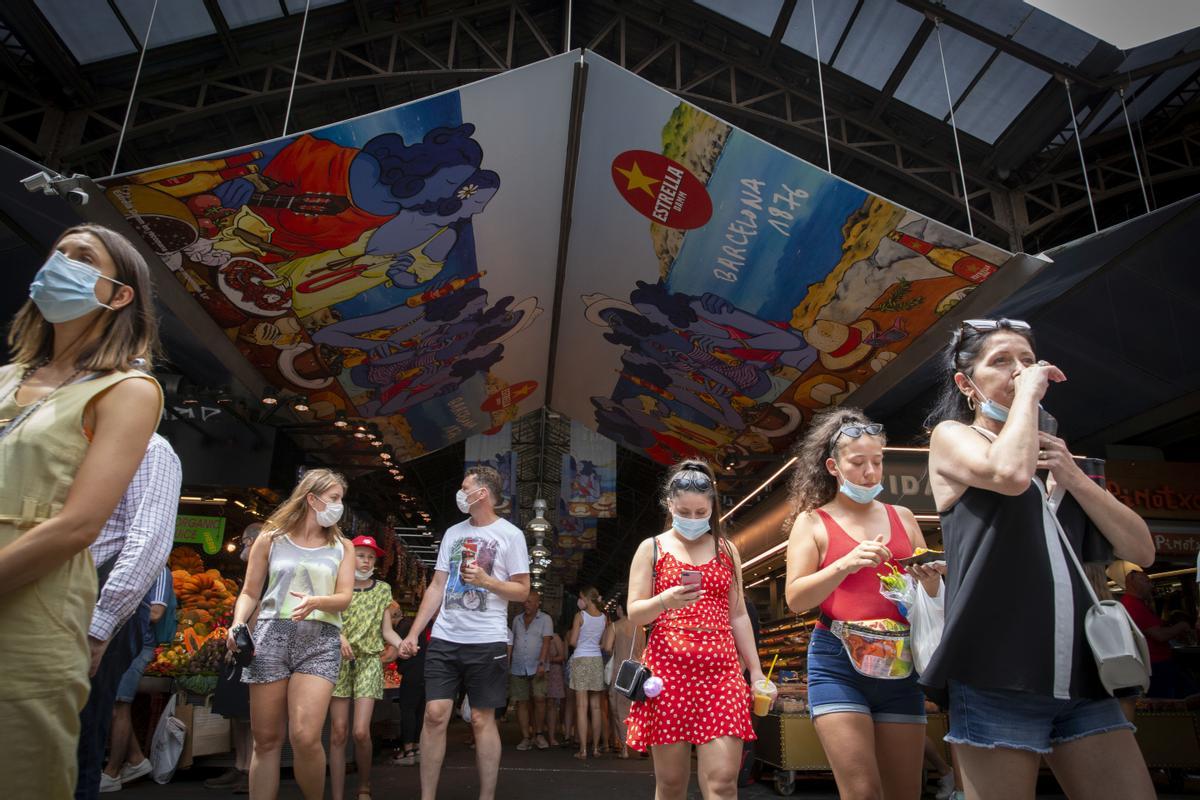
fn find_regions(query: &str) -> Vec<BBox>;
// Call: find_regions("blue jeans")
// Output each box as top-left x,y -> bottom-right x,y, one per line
75,605 -> 147,800
946,680 -> 1133,754
806,627 -> 926,724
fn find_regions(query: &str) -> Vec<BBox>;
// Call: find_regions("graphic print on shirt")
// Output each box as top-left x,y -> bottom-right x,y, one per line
275,550 -> 341,618
444,536 -> 499,612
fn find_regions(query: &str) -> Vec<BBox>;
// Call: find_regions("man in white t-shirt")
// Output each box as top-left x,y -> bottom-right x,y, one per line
400,465 -> 530,800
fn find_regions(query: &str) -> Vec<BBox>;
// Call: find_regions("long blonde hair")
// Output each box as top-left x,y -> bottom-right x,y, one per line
7,224 -> 160,371
264,468 -> 348,544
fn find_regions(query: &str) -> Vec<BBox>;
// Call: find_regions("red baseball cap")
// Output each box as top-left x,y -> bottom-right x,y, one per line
351,535 -> 385,557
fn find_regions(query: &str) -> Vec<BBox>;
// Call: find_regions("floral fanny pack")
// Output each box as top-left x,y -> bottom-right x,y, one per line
823,616 -> 913,680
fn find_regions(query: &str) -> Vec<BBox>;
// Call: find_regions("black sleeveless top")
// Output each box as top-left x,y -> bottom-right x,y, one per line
919,480 -> 1113,703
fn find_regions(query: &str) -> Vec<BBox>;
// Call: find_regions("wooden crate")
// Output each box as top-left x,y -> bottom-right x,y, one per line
177,694 -> 231,769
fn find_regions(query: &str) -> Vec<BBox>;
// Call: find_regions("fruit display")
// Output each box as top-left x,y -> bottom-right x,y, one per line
173,568 -> 238,618
168,545 -> 205,574
384,662 -> 401,690
149,546 -> 240,683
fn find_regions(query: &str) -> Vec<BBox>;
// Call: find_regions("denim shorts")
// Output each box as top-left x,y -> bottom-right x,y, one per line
946,680 -> 1133,754
807,626 -> 926,724
115,643 -> 158,703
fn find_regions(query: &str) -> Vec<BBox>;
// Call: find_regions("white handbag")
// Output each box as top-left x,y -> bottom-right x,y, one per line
1041,481 -> 1151,696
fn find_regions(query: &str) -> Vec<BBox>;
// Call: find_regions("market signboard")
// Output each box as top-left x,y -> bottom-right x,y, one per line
1106,461 -> 1200,521
175,515 -> 227,555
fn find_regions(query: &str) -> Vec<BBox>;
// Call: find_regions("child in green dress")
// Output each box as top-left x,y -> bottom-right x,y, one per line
330,535 -> 404,800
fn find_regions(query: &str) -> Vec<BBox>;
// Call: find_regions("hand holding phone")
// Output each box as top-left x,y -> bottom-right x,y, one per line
680,569 -> 703,588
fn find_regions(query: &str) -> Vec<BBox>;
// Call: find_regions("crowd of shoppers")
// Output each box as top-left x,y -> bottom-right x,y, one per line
0,223 -> 1186,800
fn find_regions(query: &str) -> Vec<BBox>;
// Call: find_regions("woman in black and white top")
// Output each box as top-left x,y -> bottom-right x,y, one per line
922,318 -> 1155,800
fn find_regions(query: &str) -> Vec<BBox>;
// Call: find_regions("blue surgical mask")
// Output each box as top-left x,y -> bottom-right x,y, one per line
839,478 -> 883,504
965,376 -> 1009,423
672,514 -> 711,540
29,251 -> 124,323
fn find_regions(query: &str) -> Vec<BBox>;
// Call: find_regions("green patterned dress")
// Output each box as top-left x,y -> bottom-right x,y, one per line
333,580 -> 393,699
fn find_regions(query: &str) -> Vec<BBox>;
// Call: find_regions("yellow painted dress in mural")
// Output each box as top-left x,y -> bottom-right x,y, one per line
270,228 -> 451,318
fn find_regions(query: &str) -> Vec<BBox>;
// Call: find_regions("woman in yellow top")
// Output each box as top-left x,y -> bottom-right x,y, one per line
0,224 -> 163,800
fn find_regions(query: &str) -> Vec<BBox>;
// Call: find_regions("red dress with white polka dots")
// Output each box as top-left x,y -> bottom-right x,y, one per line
625,538 -> 755,752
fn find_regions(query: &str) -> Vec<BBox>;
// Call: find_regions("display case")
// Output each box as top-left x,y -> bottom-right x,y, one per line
757,614 -> 815,714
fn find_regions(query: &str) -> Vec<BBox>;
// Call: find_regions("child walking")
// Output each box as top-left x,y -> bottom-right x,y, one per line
330,536 -> 404,800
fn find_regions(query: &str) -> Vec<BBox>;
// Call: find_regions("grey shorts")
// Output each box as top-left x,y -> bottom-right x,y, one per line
241,619 -> 341,686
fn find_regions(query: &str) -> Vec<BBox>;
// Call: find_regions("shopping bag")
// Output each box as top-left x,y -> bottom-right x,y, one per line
150,693 -> 187,784
910,578 -> 945,676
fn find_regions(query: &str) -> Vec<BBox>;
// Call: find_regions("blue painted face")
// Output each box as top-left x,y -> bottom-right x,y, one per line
405,163 -> 476,206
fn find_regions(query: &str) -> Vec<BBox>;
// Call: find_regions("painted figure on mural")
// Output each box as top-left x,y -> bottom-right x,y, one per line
334,295 -> 539,417
210,125 -> 484,256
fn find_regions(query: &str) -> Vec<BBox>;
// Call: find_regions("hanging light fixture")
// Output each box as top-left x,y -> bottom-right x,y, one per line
333,410 -> 349,428
290,395 -> 310,413
261,387 -> 279,406
525,498 -> 554,577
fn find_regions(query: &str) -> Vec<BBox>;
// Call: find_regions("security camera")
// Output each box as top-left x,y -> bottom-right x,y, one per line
65,187 -> 89,206
20,171 -> 55,195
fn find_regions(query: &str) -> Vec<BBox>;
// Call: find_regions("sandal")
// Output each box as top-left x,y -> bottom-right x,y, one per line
573,751 -> 587,761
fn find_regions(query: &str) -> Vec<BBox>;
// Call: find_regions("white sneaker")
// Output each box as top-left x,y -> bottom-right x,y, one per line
99,773 -> 122,793
535,734 -> 549,750
516,738 -> 533,751
119,759 -> 153,784
934,773 -> 956,800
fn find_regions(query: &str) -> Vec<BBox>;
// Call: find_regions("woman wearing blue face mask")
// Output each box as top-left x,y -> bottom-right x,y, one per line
0,224 -> 163,799
625,460 -> 762,800
784,408 -> 940,800
922,319 -> 1154,800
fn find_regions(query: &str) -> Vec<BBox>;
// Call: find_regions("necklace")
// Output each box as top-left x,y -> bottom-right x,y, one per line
0,359 -> 86,438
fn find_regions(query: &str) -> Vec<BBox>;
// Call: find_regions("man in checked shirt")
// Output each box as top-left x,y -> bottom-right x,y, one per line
74,432 -> 182,800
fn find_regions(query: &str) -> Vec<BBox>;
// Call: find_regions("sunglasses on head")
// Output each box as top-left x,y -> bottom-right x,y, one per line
670,470 -> 713,492
830,423 -> 884,449
953,319 -> 1031,362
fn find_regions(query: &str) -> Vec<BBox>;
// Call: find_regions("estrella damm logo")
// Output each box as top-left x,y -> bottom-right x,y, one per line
610,150 -> 712,230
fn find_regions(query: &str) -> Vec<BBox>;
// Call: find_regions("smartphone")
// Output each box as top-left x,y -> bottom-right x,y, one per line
680,569 -> 703,587
1038,406 -> 1058,436
897,550 -> 944,567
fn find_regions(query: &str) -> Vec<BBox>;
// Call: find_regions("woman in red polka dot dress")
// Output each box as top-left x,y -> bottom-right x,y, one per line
625,460 -> 763,800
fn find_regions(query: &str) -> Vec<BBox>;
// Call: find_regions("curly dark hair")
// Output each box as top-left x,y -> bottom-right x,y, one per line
362,124 -> 482,207
923,319 -> 1036,432
630,280 -> 697,329
787,407 -> 886,514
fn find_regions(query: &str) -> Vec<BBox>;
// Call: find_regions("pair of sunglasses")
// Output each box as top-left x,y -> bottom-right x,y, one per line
953,319 -> 1031,362
830,423 -> 884,449
670,470 -> 713,492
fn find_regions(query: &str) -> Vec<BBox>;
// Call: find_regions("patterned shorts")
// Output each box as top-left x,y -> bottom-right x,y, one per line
333,651 -> 385,700
569,656 -> 606,692
241,619 -> 341,686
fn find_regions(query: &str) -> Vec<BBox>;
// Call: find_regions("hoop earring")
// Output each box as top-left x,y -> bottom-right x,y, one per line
966,396 -> 976,411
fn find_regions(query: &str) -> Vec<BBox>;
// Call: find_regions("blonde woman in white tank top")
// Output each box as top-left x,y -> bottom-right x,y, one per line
227,469 -> 356,800
568,586 -> 610,760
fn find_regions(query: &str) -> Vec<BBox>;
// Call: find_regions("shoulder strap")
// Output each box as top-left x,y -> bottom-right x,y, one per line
1034,476 -> 1101,610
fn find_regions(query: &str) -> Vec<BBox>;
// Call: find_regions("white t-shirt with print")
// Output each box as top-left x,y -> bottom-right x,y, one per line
433,517 -> 530,644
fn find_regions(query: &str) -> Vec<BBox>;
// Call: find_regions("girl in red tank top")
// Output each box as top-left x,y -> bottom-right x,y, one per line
624,460 -> 762,799
783,409 -> 945,800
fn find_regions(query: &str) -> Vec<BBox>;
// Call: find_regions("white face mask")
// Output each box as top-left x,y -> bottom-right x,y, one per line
354,569 -> 373,581
313,498 -> 343,527
455,487 -> 484,514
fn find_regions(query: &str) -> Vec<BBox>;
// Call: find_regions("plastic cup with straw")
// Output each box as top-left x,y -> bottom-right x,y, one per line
752,655 -> 780,716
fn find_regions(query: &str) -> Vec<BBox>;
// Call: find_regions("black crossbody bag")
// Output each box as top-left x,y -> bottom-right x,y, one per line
613,538 -> 658,702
